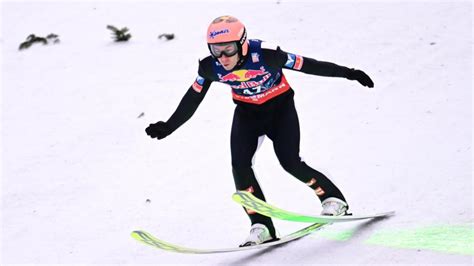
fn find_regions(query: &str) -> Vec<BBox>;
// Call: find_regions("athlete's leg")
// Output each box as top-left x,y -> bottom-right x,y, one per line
267,97 -> 347,203
230,106 -> 277,238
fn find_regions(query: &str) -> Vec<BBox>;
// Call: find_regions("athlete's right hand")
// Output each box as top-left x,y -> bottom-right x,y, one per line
346,69 -> 374,88
145,121 -> 171,139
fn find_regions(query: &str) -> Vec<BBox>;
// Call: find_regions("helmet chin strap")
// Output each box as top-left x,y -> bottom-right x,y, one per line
235,53 -> 247,69
234,28 -> 247,69
234,43 -> 248,69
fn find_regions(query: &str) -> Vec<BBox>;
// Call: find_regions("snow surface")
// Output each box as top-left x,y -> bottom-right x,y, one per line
1,0 -> 472,265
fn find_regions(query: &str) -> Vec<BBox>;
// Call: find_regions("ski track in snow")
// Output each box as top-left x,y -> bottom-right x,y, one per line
1,0 -> 472,265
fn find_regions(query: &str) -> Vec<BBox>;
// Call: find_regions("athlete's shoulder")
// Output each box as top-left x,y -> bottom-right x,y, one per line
199,55 -> 215,68
247,39 -> 277,50
256,40 -> 287,68
259,40 -> 280,51
198,56 -> 218,80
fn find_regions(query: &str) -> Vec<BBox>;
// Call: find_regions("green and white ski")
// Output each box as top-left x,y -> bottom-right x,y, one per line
232,191 -> 395,223
131,222 -> 326,254
131,191 -> 394,254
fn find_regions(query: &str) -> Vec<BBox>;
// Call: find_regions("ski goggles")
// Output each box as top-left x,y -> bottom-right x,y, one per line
209,42 -> 239,58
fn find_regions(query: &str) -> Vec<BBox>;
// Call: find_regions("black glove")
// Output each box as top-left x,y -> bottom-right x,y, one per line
145,121 -> 172,139
346,69 -> 374,88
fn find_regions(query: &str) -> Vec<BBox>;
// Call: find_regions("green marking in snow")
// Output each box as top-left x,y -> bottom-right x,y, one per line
365,224 -> 474,256
317,229 -> 357,241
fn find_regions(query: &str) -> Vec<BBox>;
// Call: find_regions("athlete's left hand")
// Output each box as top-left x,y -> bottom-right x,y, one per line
346,69 -> 374,88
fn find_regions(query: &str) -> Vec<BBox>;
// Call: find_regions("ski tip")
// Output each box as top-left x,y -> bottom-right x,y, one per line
232,190 -> 247,198
131,230 -> 148,238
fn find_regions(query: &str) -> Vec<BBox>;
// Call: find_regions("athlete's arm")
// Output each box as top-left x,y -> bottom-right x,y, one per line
166,77 -> 212,131
145,60 -> 214,140
262,45 -> 374,88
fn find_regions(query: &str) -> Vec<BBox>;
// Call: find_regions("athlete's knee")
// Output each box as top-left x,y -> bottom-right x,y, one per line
231,158 -> 252,171
232,166 -> 252,176
279,159 -> 302,176
231,166 -> 255,189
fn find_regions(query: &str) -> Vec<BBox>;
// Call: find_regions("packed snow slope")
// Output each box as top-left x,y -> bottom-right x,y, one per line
1,0 -> 472,265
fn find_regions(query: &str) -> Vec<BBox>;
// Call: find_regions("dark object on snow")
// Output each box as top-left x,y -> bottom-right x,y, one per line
107,25 -> 132,42
158,33 -> 175,41
46,33 -> 60,44
19,33 -> 60,50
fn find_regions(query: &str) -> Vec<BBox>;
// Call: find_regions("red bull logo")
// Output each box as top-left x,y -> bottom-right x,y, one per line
219,72 -> 241,82
219,66 -> 268,82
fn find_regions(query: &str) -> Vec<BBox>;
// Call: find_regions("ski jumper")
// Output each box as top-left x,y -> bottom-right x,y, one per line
165,39 -> 354,238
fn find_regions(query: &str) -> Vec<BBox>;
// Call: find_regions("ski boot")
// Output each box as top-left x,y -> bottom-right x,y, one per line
239,223 -> 275,247
321,197 -> 348,216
